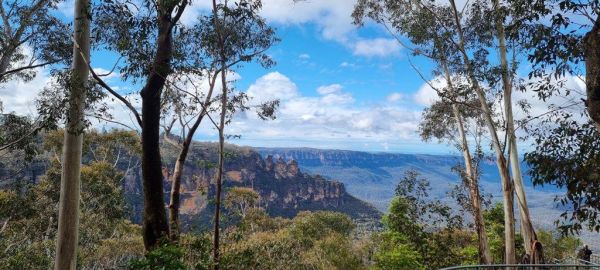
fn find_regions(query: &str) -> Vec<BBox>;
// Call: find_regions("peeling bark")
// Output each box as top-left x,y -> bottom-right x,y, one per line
491,0 -> 541,260
442,60 -> 492,264
449,0 -> 517,263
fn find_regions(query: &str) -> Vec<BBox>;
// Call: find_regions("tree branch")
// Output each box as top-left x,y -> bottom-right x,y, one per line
72,36 -> 143,127
0,58 -> 62,78
0,123 -> 42,152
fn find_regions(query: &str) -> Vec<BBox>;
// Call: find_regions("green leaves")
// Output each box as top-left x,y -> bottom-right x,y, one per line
525,119 -> 600,234
127,244 -> 186,270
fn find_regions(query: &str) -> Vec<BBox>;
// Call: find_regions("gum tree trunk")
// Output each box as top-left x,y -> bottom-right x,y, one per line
454,104 -> 493,264
491,0 -> 541,261
168,113 -> 206,240
449,0 -> 516,263
212,68 -> 226,270
54,0 -> 89,268
139,7 -> 176,250
168,77 -> 215,240
442,60 -> 492,264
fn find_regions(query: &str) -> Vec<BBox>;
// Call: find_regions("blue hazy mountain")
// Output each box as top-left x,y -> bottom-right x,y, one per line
255,147 -> 570,233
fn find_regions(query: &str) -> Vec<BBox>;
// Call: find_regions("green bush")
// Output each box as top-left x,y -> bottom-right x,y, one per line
127,245 -> 186,270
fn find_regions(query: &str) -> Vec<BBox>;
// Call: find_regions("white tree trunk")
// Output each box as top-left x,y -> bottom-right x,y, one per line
54,0 -> 89,268
491,0 -> 539,259
442,61 -> 492,264
448,0 -> 516,263
453,104 -> 493,264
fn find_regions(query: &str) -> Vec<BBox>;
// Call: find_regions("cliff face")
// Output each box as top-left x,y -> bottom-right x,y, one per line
255,147 -> 499,212
124,143 -> 380,228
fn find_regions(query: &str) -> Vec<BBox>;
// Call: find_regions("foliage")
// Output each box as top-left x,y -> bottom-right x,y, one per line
302,233 -> 363,270
220,210 -> 361,270
378,170 -> 476,269
224,186 -> 260,219
372,232 -> 423,270
483,203 -> 525,262
525,119 -> 600,234
0,130 -> 145,268
509,0 -> 598,79
537,229 -> 581,261
127,244 -> 186,270
0,0 -> 70,83
514,0 -> 600,236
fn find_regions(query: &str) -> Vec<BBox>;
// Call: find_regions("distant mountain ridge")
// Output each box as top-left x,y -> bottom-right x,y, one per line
255,147 -> 582,232
255,146 -> 600,251
257,147 -> 484,211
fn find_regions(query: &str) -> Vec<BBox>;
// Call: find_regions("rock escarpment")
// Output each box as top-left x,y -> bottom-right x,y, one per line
124,143 -> 380,229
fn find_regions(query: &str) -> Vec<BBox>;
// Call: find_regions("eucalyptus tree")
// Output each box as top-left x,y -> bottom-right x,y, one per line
0,0 -> 69,82
490,0 -> 541,262
160,0 -> 277,240
54,0 -> 90,268
511,0 -> 599,129
419,84 -> 493,264
92,0 -> 189,250
0,0 -> 69,152
205,1 -> 278,268
353,1 -> 496,264
513,0 -> 600,235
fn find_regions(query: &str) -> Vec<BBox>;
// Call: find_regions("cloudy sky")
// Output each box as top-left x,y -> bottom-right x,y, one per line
0,0 -> 586,154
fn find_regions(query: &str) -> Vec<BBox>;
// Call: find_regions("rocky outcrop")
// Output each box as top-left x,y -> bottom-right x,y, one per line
123,142 -> 380,229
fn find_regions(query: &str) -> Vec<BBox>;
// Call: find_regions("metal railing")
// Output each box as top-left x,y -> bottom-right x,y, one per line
439,264 -> 600,270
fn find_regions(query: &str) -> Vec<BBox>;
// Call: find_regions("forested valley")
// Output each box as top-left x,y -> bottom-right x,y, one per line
1,0 -> 599,269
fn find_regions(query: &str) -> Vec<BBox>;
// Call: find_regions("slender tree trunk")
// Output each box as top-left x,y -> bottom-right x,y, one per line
54,0 -> 89,268
449,0 -> 516,263
168,157 -> 185,240
442,60 -> 492,264
585,17 -> 600,132
212,68 -> 226,270
211,1 -> 226,268
491,0 -> 540,261
139,10 -> 175,250
168,78 -> 215,240
454,105 -> 493,264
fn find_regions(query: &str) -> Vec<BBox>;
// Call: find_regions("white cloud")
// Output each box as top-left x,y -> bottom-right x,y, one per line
257,0 -> 357,43
0,68 -> 50,116
246,71 -> 298,104
180,0 -> 404,59
180,0 -> 357,43
316,84 -> 342,95
93,67 -> 120,80
353,38 -> 401,58
228,72 -> 422,144
340,62 -> 357,68
413,77 -> 444,106
298,53 -> 310,60
386,92 -> 403,102
57,0 -> 74,18
512,74 -> 586,124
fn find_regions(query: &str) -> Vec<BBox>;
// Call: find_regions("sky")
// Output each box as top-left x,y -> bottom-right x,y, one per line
0,0 -> 588,154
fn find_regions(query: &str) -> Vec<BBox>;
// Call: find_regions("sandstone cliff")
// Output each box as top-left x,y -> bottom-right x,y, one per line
124,142 -> 380,229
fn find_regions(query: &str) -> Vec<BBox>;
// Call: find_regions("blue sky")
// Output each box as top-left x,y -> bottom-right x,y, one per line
1,0 -> 587,154
99,0 -> 451,154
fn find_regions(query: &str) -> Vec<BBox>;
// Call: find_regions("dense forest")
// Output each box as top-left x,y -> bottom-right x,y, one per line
0,0 -> 599,269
